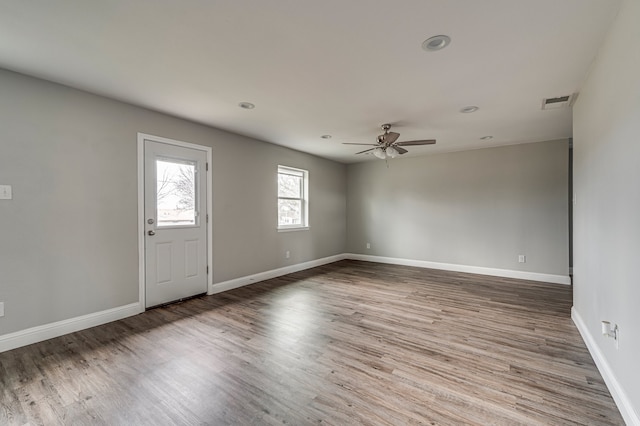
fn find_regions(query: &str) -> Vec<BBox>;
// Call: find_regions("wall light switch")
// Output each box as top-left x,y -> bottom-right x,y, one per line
518,255 -> 526,263
0,302 -> 4,317
0,185 -> 12,200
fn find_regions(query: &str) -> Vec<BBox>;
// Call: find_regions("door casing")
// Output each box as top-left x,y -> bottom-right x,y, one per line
137,133 -> 213,311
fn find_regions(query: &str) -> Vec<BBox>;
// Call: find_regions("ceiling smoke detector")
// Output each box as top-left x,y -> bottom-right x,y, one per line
541,94 -> 577,110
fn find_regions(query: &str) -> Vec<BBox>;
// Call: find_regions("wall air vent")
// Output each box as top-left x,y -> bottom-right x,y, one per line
542,93 -> 578,110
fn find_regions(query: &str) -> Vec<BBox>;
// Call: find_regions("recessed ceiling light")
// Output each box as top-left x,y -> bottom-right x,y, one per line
321,135 -> 332,139
422,35 -> 451,52
480,135 -> 493,140
238,102 -> 255,109
460,106 -> 479,113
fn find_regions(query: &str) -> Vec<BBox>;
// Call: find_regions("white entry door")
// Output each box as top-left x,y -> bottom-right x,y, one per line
144,139 -> 208,308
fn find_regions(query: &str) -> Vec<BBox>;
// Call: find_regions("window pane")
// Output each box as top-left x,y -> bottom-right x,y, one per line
278,173 -> 301,198
156,159 -> 196,227
278,199 -> 302,226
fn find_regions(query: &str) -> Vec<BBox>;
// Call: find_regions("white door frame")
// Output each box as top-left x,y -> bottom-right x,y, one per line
137,133 -> 213,311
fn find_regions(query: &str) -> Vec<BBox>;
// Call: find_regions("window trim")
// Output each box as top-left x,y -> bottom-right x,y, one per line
277,165 -> 309,231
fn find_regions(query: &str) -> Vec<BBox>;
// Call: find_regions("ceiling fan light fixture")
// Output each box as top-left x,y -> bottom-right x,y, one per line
238,102 -> 255,109
320,135 -> 332,139
480,135 -> 493,140
373,147 -> 386,159
422,35 -> 451,52
344,123 -> 436,158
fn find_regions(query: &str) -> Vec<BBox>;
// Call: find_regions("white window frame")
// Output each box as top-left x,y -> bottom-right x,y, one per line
277,165 -> 309,231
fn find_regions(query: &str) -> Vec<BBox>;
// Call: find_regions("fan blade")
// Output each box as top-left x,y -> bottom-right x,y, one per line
342,143 -> 378,146
395,146 -> 408,155
384,132 -> 400,144
355,148 -> 375,154
396,139 -> 436,146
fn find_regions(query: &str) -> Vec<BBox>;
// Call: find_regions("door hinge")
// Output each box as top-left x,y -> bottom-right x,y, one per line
206,162 -> 209,171
206,265 -> 209,274
206,214 -> 209,223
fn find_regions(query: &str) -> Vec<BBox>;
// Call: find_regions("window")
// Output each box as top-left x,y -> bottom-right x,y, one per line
277,165 -> 308,230
156,158 -> 197,227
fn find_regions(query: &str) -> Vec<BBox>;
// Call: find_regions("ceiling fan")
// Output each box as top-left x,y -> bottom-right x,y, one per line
343,124 -> 436,159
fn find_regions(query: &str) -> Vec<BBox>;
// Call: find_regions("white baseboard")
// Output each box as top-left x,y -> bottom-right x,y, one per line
209,254 -> 347,295
345,253 -> 571,285
210,253 -> 570,296
572,307 -> 639,425
0,303 -> 142,353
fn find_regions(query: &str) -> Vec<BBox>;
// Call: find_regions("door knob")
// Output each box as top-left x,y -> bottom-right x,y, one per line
148,230 -> 156,236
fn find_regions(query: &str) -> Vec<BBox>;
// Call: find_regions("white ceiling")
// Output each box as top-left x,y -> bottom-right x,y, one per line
0,0 -> 620,163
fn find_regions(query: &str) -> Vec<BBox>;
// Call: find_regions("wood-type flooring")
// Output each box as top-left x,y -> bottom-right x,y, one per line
0,260 -> 624,425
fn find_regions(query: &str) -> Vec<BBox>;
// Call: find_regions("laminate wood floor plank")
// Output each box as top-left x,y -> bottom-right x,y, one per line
0,260 -> 624,425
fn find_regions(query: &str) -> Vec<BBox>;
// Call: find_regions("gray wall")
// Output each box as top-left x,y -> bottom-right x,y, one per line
573,0 -> 640,416
347,140 -> 569,276
0,69 -> 347,336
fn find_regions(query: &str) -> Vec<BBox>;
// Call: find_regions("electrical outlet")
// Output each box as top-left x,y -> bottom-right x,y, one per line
366,243 -> 371,249
285,250 -> 290,259
518,255 -> 526,263
601,321 -> 619,349
0,302 -> 4,317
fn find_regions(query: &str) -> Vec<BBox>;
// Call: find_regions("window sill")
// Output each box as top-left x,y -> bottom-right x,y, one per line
277,226 -> 310,233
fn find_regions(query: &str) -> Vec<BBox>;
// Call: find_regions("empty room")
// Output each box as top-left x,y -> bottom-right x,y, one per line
0,0 -> 638,424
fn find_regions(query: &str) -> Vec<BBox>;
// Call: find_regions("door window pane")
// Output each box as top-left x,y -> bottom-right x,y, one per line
156,159 -> 197,226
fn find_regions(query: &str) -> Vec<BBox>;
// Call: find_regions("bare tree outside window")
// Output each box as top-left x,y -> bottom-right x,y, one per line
156,160 -> 196,226
174,166 -> 195,210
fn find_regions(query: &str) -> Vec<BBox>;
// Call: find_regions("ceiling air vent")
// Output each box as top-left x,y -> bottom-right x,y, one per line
542,93 -> 577,110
